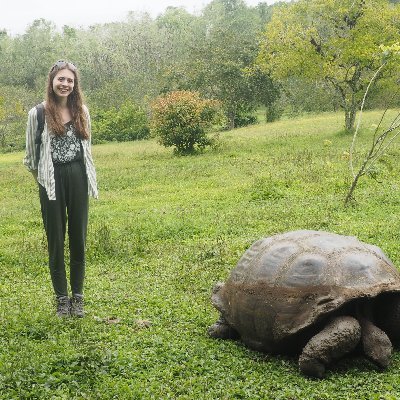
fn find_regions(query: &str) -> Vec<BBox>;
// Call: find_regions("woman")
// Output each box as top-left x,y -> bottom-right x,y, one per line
23,60 -> 98,317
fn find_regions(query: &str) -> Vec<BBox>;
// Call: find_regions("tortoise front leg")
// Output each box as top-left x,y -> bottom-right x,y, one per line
298,316 -> 361,378
358,317 -> 392,368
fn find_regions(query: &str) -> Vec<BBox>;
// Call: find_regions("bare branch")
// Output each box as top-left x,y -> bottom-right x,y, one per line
349,62 -> 386,177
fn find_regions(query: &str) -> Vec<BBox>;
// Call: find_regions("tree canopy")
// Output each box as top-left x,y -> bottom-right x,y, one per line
257,0 -> 400,131
0,0 -> 399,151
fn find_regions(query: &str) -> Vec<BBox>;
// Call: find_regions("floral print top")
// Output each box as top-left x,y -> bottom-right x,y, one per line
50,122 -> 83,164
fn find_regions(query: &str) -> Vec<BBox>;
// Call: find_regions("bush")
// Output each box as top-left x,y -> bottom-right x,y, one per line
151,91 -> 221,154
233,112 -> 258,128
91,101 -> 150,144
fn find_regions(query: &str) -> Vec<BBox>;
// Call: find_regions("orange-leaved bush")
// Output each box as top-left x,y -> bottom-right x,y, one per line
151,91 -> 221,154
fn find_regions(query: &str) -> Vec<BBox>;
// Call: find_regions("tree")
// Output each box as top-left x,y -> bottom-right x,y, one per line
0,19 -> 60,91
181,0 -> 277,129
257,0 -> 400,131
155,7 -> 200,93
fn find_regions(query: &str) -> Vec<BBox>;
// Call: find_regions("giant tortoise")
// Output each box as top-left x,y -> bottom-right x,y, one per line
208,230 -> 400,378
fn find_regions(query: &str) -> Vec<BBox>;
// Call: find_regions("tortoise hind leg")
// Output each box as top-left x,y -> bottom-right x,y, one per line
298,316 -> 361,378
208,316 -> 239,340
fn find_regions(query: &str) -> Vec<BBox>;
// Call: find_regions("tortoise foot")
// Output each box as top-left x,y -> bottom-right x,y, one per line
208,318 -> 239,339
298,357 -> 325,379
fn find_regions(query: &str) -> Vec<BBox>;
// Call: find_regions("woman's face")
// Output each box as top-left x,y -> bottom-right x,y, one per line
52,68 -> 75,100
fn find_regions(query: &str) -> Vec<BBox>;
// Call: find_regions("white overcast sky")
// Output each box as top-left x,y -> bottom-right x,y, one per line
1,0 -> 275,36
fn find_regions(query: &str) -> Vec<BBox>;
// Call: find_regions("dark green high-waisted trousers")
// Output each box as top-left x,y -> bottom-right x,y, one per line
39,160 -> 88,297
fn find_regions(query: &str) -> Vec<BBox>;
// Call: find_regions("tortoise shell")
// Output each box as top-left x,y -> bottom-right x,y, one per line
211,230 -> 400,353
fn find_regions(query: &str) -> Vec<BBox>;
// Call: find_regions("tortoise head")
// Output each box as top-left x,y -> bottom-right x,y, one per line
211,282 -> 227,315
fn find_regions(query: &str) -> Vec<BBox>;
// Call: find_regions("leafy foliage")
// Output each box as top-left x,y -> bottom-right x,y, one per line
233,111 -> 258,128
178,0 -> 277,129
0,86 -> 31,152
1,0 -> 400,146
256,0 -> 400,131
0,19 -> 59,92
91,101 -> 150,144
151,90 -> 222,154
0,0 -> 399,165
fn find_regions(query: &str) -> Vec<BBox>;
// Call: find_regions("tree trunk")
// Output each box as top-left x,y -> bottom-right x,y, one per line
327,77 -> 358,133
227,112 -> 235,130
345,109 -> 356,132
344,100 -> 357,132
0,127 -> 6,148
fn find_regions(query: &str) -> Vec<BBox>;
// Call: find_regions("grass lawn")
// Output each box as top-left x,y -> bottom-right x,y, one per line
1,110 -> 400,399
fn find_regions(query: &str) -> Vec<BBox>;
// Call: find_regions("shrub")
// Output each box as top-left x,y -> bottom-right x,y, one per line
151,91 -> 221,154
233,112 -> 258,128
91,101 -> 150,144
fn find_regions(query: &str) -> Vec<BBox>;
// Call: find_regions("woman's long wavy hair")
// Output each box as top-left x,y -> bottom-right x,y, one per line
45,61 -> 89,139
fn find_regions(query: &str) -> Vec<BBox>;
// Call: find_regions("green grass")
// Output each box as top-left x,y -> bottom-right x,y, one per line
1,110 -> 400,399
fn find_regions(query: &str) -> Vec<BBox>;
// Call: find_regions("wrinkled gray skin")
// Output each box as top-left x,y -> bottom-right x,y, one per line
208,231 -> 400,378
